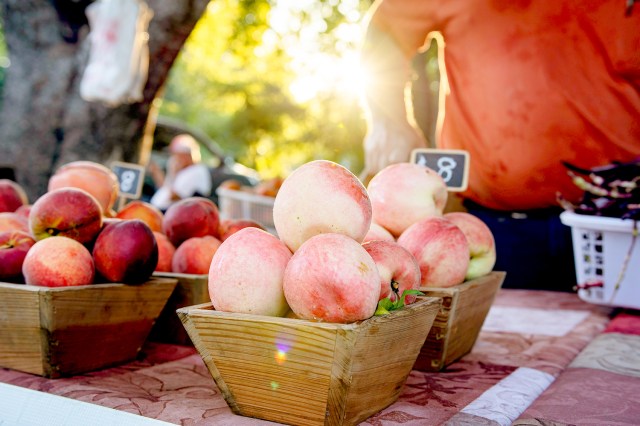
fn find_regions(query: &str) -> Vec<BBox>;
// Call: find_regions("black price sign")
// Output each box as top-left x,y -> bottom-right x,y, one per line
410,149 -> 469,192
111,161 -> 145,199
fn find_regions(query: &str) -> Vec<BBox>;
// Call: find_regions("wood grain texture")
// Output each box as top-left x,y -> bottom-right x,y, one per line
414,271 -> 506,371
178,297 -> 442,425
149,272 -> 210,345
0,277 -> 177,378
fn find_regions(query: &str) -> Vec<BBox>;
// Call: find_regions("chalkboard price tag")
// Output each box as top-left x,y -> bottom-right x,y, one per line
410,148 -> 469,192
111,161 -> 145,199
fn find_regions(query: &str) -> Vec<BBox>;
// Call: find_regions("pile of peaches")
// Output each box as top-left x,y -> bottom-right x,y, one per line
0,161 -> 267,287
207,160 -> 497,324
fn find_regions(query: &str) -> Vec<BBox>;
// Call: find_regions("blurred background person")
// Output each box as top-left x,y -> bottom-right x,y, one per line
360,0 -> 640,291
150,134 -> 212,211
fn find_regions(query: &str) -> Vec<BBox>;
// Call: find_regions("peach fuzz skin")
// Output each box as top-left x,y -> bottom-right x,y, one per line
209,227 -> 292,317
29,187 -> 103,244
48,161 -> 119,215
444,212 -> 496,280
397,217 -> 470,288
367,163 -> 448,237
172,235 -> 221,274
273,160 -> 372,252
362,240 -> 420,304
116,200 -> 164,233
283,233 -> 380,323
162,197 -> 220,247
22,236 -> 94,287
0,179 -> 28,213
153,231 -> 176,273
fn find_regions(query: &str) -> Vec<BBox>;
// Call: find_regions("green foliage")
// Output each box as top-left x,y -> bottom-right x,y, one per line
158,0 -> 372,179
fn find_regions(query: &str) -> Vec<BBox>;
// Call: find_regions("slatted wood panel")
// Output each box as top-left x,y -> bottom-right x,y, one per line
414,271 -> 505,371
0,278 -> 177,378
178,297 -> 441,426
149,272 -> 209,345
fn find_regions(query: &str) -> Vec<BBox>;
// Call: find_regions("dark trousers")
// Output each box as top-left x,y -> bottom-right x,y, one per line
465,201 -> 577,292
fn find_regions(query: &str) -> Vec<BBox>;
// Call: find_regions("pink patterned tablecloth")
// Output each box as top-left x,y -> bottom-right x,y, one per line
2,289 -> 638,425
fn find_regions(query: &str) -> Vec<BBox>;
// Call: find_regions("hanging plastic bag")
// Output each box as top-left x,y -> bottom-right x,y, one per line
80,0 -> 153,106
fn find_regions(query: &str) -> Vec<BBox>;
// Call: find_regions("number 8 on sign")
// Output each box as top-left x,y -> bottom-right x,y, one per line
410,149 -> 470,192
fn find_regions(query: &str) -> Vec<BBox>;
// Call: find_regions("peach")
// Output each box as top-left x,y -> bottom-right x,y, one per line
254,176 -> 283,197
172,235 -> 222,274
0,230 -> 36,282
362,240 -> 421,304
162,197 -> 220,247
153,231 -> 176,273
116,200 -> 164,233
444,212 -> 496,279
0,212 -> 28,233
29,188 -> 103,244
397,216 -> 470,288
367,163 -> 448,237
362,222 -> 395,243
0,179 -> 28,213
283,233 -> 380,323
218,218 -> 267,242
92,219 -> 158,283
209,227 -> 292,317
273,160 -> 372,252
14,204 -> 32,221
48,160 -> 119,215
22,236 -> 95,287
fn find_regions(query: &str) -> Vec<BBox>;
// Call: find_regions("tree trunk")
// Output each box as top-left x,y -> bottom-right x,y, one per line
0,0 -> 209,201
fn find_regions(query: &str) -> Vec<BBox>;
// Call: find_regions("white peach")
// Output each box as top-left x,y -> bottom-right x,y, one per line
444,212 -> 496,279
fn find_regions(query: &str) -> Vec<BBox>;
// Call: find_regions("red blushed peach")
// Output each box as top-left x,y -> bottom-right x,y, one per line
92,219 -> 158,284
153,231 -> 176,273
397,217 -> 470,288
116,200 -> 164,233
48,161 -> 119,215
209,227 -> 292,317
273,160 -> 372,252
218,218 -> 267,242
367,163 -> 448,237
283,233 -> 380,323
444,212 -> 496,279
362,222 -> 395,243
29,188 -> 103,244
0,212 -> 28,233
162,197 -> 220,247
172,235 -> 221,274
22,236 -> 95,287
0,230 -> 36,282
362,240 -> 421,304
0,179 -> 28,213
14,204 -> 32,221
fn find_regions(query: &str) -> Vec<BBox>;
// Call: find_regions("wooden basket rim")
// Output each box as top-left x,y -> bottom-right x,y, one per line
0,277 -> 177,293
177,296 -> 442,330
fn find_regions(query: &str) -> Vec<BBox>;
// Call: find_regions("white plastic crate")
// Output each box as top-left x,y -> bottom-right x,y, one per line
560,211 -> 639,309
216,187 -> 276,235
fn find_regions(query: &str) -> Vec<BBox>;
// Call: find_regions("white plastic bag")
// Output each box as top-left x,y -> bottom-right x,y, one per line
80,0 -> 153,106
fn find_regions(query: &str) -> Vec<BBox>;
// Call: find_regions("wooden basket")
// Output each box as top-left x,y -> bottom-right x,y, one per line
177,296 -> 442,426
0,277 -> 177,378
148,272 -> 209,345
414,271 -> 505,371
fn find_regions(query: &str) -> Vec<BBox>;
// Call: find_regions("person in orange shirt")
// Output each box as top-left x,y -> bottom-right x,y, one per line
360,0 -> 640,291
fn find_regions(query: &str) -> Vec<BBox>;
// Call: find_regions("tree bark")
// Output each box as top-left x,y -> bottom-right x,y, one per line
0,0 -> 209,201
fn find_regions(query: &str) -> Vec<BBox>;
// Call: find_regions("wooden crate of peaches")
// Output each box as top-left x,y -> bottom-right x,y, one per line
178,160 -> 446,426
0,162 -> 176,378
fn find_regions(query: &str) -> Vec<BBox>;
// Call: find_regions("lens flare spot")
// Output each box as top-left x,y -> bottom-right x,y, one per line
270,381 -> 279,390
275,349 -> 287,364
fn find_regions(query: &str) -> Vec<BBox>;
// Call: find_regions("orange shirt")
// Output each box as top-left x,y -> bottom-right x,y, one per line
370,0 -> 640,210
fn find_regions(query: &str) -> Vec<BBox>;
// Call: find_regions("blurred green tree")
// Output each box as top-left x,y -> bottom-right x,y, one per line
158,0 -> 373,179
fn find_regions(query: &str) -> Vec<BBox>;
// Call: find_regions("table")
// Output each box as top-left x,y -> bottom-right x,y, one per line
1,289 -> 639,425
